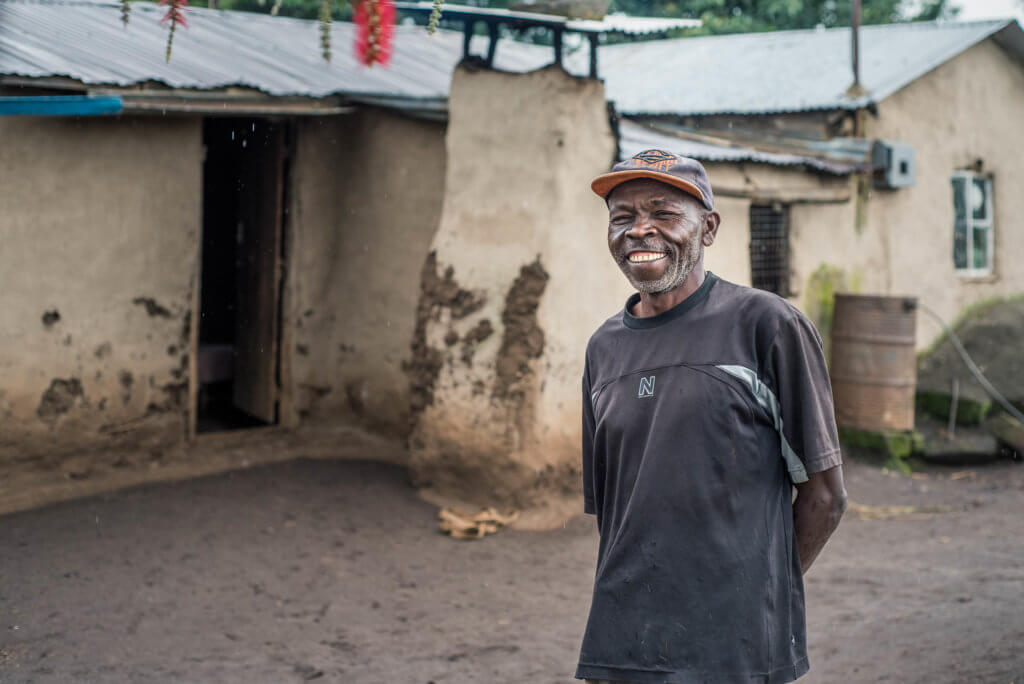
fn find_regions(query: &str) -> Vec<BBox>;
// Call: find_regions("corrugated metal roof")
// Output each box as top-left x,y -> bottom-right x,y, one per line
3,1 -> 1022,117
577,19 -> 1024,115
0,0 -> 551,100
3,2 -> 1022,172
567,14 -> 700,33
394,2 -> 700,33
618,118 -> 868,175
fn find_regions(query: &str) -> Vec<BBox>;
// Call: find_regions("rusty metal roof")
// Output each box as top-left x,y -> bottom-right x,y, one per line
0,0 -> 551,101
581,19 -> 1024,115
618,119 -> 870,175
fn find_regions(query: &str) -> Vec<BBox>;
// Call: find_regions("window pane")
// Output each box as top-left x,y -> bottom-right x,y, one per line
954,219 -> 968,269
971,178 -> 988,220
972,225 -> 989,270
952,177 -> 967,221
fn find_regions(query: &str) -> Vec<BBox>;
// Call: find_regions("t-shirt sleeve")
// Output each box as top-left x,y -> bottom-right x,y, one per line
582,356 -> 598,515
764,311 -> 843,481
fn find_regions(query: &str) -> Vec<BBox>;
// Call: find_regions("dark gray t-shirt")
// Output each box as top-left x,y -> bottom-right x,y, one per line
576,273 -> 842,684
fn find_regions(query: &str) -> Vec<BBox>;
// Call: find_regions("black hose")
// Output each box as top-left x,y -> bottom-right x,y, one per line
918,303 -> 1024,425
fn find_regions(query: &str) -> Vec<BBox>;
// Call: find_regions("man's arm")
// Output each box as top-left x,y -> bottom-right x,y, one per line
793,464 -> 847,574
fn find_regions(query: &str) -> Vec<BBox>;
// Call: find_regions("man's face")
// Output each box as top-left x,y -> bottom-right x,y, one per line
606,179 -> 712,294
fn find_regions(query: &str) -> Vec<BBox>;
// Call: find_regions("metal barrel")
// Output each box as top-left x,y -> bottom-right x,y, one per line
830,294 -> 918,432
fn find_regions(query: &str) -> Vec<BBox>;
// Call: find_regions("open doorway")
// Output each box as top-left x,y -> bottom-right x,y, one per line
197,118 -> 288,433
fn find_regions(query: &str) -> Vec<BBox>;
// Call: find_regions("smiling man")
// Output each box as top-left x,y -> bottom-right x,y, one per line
576,151 -> 848,684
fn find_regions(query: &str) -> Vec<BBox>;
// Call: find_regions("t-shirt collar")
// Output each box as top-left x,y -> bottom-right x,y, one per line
623,272 -> 718,330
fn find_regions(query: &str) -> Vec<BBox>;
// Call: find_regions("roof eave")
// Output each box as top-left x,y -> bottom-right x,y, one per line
615,100 -> 875,118
992,19 -> 1024,64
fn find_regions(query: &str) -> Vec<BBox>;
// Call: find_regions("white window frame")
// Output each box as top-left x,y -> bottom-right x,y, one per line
952,171 -> 994,277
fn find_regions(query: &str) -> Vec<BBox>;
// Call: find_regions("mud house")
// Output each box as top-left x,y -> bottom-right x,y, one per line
597,19 -> 1024,350
1,0 -> 1022,520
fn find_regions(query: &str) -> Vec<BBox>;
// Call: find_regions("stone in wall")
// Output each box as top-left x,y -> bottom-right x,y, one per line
405,251 -> 487,420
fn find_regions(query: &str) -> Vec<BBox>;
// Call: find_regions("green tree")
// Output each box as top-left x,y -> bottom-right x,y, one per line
193,0 -> 351,20
609,0 -> 959,32
192,0 -> 961,37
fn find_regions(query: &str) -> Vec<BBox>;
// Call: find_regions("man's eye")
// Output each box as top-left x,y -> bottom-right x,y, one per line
611,216 -> 631,224
655,211 -> 677,219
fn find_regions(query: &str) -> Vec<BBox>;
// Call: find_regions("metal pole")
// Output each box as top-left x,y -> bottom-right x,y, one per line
851,0 -> 861,88
463,20 -> 476,60
588,33 -> 599,79
553,28 -> 564,68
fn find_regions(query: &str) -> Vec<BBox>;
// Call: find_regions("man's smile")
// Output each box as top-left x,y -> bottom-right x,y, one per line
628,250 -> 667,263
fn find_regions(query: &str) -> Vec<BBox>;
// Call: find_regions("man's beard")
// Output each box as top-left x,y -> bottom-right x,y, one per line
615,234 -> 703,294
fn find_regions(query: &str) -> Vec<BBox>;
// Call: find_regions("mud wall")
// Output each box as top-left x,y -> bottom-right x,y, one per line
697,162 -> 858,313
407,64 -> 624,523
286,109 -> 447,439
0,116 -> 201,468
868,38 -> 1024,346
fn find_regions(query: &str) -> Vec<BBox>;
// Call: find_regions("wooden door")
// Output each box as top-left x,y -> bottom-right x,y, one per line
233,122 -> 284,423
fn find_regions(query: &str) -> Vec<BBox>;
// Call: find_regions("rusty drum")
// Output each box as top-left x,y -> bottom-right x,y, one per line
830,294 -> 918,432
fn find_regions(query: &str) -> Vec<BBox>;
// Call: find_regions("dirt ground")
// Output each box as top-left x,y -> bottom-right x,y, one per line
1,454 -> 1022,684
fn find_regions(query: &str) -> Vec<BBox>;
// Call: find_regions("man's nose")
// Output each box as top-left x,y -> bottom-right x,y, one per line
625,219 -> 657,240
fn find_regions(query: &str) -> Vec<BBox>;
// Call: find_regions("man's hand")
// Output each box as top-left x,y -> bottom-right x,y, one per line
793,465 -> 847,574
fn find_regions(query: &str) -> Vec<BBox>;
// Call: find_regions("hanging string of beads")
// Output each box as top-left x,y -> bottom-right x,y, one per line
114,0 -> 409,67
319,0 -> 334,61
159,0 -> 189,62
354,0 -> 395,66
426,0 -> 443,34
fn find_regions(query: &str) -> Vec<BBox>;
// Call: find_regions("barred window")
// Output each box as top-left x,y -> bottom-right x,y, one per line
952,172 -> 993,275
749,203 -> 790,297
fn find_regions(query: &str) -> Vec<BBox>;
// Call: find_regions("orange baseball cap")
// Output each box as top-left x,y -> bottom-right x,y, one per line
591,149 -> 715,210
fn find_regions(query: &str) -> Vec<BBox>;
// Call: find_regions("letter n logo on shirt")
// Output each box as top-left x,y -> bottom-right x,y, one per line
638,375 -> 656,398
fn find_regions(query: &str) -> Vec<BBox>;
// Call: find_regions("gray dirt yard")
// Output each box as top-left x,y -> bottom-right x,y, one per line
1,452 -> 1022,684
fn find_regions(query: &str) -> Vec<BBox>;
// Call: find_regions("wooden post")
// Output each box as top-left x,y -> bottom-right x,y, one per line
486,21 -> 499,67
588,33 -> 599,78
948,379 -> 960,437
553,28 -> 563,67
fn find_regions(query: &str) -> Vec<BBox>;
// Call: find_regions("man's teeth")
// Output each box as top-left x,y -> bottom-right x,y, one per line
629,252 -> 666,263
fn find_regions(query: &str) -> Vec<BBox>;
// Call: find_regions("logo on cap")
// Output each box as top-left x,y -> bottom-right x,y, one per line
632,150 -> 676,171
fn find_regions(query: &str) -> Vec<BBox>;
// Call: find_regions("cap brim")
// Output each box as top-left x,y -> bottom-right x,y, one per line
591,169 -> 707,207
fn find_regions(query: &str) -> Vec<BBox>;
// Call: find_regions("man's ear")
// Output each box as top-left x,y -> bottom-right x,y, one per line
702,211 -> 721,246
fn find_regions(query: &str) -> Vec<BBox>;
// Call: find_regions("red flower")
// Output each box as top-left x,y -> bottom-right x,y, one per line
159,0 -> 189,28
354,0 -> 395,67
159,0 -> 189,61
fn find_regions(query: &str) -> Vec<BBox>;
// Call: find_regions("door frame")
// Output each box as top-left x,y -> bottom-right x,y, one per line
187,116 -> 296,440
